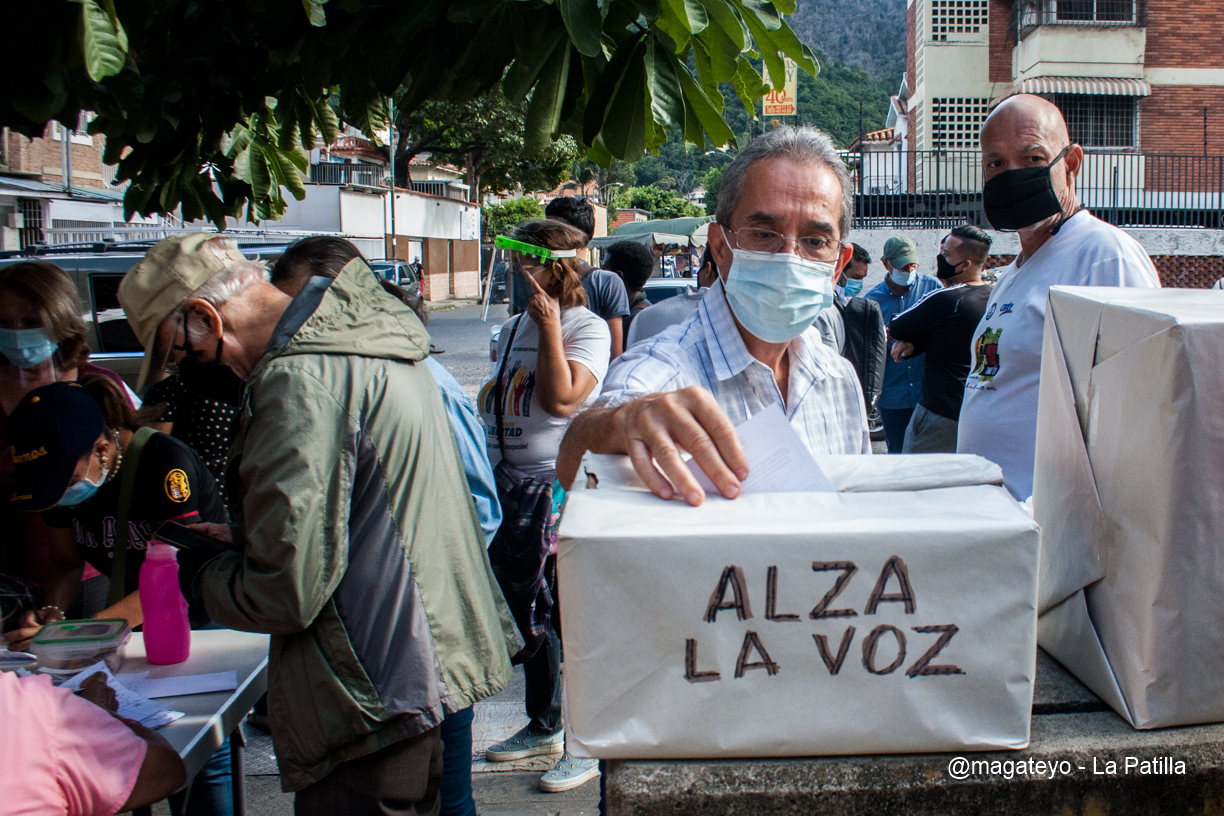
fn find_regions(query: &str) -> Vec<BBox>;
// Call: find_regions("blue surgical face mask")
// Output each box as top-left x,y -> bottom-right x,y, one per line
889,265 -> 916,287
843,278 -> 864,297
723,249 -> 835,344
57,465 -> 109,508
0,327 -> 58,369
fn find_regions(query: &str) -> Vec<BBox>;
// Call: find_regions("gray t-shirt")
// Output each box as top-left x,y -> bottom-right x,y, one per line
579,266 -> 630,321
509,262 -> 630,321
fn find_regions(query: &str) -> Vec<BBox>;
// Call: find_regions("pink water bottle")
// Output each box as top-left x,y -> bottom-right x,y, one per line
140,543 -> 191,665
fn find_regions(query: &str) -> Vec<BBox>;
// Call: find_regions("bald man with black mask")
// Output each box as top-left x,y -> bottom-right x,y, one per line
956,94 -> 1160,500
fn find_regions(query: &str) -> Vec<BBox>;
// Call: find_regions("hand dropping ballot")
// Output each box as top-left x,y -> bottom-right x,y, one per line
557,432 -> 1041,759
686,403 -> 835,495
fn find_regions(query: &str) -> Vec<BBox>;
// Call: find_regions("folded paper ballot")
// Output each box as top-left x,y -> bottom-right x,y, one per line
686,403 -> 835,494
559,452 -> 1040,759
1034,286 -> 1224,729
60,662 -> 184,729
120,670 -> 238,699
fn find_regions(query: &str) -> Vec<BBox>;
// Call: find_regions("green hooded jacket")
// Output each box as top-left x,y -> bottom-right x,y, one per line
198,261 -> 517,790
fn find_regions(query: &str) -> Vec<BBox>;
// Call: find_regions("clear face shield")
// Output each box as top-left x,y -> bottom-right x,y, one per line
0,296 -> 65,408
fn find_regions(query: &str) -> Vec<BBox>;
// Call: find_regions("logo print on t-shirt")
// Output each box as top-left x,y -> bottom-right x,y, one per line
480,363 -> 536,418
998,302 -> 1015,315
165,469 -> 191,503
971,328 -> 1002,382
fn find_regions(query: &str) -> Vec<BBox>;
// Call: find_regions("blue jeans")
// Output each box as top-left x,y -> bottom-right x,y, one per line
440,707 -> 477,816
880,406 -> 916,454
169,737 -> 233,816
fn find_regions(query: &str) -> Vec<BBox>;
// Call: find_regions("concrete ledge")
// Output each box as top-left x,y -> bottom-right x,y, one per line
606,652 -> 1224,815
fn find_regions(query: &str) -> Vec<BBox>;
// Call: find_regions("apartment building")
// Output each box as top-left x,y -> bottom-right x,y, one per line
906,0 -> 1224,155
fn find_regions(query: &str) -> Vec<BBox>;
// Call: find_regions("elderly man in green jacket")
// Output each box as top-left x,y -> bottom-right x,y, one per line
119,234 -> 517,812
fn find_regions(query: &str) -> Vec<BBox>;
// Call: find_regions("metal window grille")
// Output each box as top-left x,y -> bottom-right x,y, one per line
931,0 -> 988,41
931,98 -> 989,149
1055,0 -> 1134,22
17,199 -> 42,249
1051,94 -> 1136,148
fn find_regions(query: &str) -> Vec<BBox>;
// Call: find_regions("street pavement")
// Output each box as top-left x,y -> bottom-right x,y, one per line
426,301 -> 511,397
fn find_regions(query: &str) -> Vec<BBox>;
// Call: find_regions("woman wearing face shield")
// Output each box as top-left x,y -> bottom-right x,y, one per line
0,261 -> 137,612
5,376 -> 236,816
478,220 -> 610,794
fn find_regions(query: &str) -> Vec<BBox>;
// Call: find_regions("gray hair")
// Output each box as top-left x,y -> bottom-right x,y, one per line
716,126 -> 854,239
176,239 -> 270,344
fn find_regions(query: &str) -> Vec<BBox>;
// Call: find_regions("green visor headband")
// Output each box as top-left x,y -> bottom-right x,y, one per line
495,235 -> 578,262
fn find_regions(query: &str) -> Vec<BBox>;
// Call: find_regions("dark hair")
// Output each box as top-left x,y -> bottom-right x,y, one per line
850,243 -> 871,265
270,236 -> 428,325
270,236 -> 364,287
949,224 -> 992,266
511,220 -> 589,309
79,371 -> 163,432
544,197 -> 595,243
699,245 -> 714,270
0,261 -> 90,371
602,241 -> 655,291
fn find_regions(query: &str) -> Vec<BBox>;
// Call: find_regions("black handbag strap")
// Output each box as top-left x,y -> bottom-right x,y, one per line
494,314 -> 526,459
108,426 -> 157,606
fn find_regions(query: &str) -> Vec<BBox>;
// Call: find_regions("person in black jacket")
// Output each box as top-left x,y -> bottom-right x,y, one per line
888,225 -> 993,453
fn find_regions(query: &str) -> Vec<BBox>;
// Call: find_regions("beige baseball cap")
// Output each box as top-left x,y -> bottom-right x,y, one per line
117,233 -> 247,392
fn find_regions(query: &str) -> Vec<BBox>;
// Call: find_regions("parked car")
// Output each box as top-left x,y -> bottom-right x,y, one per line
369,260 -> 421,299
0,241 -> 291,390
642,277 -> 698,305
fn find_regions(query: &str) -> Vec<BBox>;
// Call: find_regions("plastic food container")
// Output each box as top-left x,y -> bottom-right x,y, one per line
30,619 -> 131,675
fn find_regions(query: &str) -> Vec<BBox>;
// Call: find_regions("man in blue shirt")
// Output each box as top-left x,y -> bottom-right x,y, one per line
865,236 -> 941,453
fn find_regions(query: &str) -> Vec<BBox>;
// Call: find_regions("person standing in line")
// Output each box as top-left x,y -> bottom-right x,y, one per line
116,233 -> 517,813
479,220 -> 610,794
625,245 -> 719,347
510,197 -> 630,361
269,235 -> 503,816
837,243 -> 871,298
600,240 -> 656,347
957,94 -> 1159,500
888,225 -> 994,453
865,236 -> 941,453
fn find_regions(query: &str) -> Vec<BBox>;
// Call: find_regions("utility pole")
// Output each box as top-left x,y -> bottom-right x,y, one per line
60,121 -> 73,196
388,96 -> 397,260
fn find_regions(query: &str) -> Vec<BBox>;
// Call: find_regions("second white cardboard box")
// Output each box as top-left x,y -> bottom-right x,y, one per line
557,453 -> 1041,759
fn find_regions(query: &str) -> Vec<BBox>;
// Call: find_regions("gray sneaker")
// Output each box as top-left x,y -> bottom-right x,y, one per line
484,726 -> 564,762
540,751 -> 600,792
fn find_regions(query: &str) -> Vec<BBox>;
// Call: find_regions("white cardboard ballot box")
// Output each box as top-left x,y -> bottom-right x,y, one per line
1034,286 -> 1224,730
557,454 -> 1041,759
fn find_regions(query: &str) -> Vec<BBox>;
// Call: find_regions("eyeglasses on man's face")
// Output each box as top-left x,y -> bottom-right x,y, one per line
723,227 -> 844,263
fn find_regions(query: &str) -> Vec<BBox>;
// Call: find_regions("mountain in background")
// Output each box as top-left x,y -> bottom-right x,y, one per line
789,0 -> 908,92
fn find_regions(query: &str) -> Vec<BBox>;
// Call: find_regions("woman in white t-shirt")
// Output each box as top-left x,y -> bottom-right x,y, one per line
479,220 -> 610,475
478,219 -> 609,793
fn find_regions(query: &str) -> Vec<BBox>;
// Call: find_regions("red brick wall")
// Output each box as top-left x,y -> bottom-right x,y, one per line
989,0 -> 1015,83
1144,0 -> 1224,69
3,126 -> 106,189
1138,86 -> 1224,155
987,253 -> 1223,288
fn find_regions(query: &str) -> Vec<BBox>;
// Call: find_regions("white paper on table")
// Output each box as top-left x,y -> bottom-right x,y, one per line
687,402 -> 834,495
120,670 -> 238,699
59,662 -> 185,729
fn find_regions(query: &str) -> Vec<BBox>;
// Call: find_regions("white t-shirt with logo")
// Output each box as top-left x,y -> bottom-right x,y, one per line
479,307 -> 611,478
957,212 -> 1160,499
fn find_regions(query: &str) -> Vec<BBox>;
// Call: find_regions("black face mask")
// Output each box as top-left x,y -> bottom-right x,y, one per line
935,253 -> 961,280
982,145 -> 1070,231
173,324 -> 244,406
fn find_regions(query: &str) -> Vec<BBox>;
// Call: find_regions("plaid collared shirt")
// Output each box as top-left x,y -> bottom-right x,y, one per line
595,279 -> 871,456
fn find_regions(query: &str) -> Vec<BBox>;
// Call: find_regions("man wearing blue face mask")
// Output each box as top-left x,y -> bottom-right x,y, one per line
556,126 -> 871,506
865,236 -> 941,453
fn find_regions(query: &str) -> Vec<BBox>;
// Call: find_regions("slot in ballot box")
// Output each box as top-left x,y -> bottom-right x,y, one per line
1034,286 -> 1224,730
556,453 -> 1041,759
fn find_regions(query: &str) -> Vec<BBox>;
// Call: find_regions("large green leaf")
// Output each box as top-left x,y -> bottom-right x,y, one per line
661,0 -> 709,36
599,39 -> 649,159
524,43 -> 572,154
674,55 -> 735,147
503,27 -> 568,103
267,144 -> 308,200
558,0 -> 603,58
644,37 -> 685,134
301,0 -> 327,27
730,57 -> 768,117
79,0 -> 127,82
738,0 -> 782,31
583,31 -> 646,145
735,1 -> 784,89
